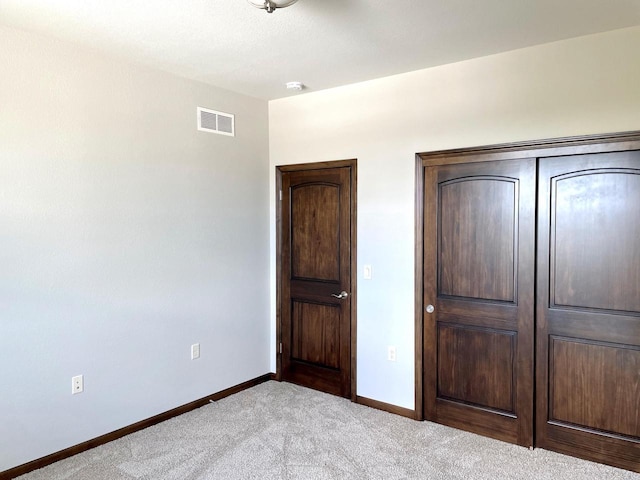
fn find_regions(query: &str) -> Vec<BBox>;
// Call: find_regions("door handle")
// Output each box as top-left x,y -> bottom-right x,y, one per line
331,291 -> 349,299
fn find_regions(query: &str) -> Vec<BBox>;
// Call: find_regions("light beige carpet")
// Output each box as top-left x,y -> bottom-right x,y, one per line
17,381 -> 640,479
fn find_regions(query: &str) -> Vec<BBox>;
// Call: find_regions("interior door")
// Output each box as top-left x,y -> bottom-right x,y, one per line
279,162 -> 355,398
423,158 -> 535,446
536,151 -> 640,472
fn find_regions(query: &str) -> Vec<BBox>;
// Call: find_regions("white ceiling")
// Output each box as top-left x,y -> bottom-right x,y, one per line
1,0 -> 640,100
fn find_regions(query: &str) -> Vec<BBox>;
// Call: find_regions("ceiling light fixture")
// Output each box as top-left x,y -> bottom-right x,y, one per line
247,0 -> 299,14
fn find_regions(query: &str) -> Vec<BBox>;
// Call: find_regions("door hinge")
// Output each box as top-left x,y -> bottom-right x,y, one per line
279,190 -> 282,201
279,342 -> 283,354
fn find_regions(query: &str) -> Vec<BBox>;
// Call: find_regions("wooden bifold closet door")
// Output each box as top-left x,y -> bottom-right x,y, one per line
418,132 -> 640,473
422,158 -> 535,447
536,151 -> 640,471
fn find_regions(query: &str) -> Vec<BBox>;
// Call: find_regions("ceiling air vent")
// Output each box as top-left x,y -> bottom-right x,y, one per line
197,107 -> 235,136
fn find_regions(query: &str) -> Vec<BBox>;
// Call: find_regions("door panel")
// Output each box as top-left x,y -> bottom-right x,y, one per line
437,324 -> 516,413
439,178 -> 516,302
423,158 -> 535,446
552,171 -> 640,312
537,151 -> 640,471
549,337 -> 640,438
280,164 -> 354,398
291,184 -> 340,281
292,301 -> 340,369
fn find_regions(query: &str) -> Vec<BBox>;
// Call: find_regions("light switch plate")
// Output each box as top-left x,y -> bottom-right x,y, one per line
363,264 -> 372,280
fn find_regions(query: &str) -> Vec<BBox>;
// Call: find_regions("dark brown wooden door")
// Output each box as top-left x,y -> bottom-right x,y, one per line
279,162 -> 355,398
536,151 -> 640,472
423,158 -> 535,447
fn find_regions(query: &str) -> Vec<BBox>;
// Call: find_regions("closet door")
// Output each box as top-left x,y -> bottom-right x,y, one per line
537,151 -> 640,472
423,158 -> 535,447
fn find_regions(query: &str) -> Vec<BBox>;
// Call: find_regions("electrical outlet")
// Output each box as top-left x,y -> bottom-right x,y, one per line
191,343 -> 200,360
72,375 -> 84,394
387,346 -> 397,362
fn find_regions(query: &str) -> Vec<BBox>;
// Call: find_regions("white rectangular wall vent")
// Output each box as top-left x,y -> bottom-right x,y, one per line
197,107 -> 235,136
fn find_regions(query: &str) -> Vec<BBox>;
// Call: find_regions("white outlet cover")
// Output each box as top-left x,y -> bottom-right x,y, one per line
387,346 -> 397,362
191,343 -> 200,360
72,374 -> 84,394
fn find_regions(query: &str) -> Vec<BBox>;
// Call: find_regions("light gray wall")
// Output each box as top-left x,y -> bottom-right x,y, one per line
0,25 -> 270,471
